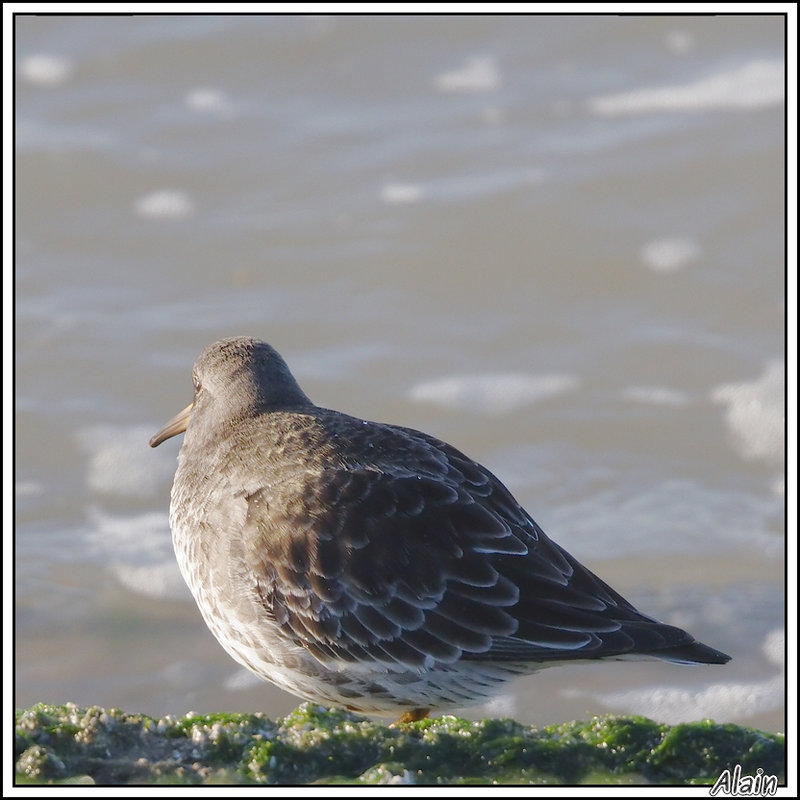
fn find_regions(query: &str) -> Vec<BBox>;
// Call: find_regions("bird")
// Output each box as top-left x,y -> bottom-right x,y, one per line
150,336 -> 730,724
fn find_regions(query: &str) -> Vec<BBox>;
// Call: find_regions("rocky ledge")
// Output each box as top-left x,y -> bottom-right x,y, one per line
15,702 -> 785,786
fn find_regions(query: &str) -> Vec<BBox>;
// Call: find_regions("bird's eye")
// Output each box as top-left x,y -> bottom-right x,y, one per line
193,375 -> 201,392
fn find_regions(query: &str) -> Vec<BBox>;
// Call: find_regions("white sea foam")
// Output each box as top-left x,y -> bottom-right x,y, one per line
133,190 -> 194,219
711,360 -> 784,468
20,54 -> 73,87
640,237 -> 701,273
380,182 -> 425,205
185,87 -> 234,116
588,59 -> 783,116
620,386 -> 690,407
83,507 -> 185,599
566,673 -> 784,725
549,479 -> 782,562
15,481 -> 44,497
223,669 -> 264,691
664,30 -> 695,56
481,691 -> 518,720
84,507 -> 171,560
113,561 -> 186,600
408,373 -> 579,415
434,56 -> 501,93
761,629 -> 784,668
78,424 -> 176,499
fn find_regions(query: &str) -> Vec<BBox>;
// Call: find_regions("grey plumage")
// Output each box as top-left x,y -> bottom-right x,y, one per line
151,337 -> 729,720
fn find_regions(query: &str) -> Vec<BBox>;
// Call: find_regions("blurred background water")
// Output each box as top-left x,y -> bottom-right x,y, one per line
14,12 -> 786,733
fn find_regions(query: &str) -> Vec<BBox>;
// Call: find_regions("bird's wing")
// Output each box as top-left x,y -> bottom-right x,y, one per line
239,426 -> 710,670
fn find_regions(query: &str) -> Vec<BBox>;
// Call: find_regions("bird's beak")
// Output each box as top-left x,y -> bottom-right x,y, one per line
150,402 -> 194,448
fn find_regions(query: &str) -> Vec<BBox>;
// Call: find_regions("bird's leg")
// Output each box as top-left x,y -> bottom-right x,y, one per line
392,708 -> 431,726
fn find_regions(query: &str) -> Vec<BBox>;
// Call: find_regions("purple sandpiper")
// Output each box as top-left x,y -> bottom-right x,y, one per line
151,337 -> 730,723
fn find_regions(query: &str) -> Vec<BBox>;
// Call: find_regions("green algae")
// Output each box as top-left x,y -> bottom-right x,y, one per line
14,701 -> 785,786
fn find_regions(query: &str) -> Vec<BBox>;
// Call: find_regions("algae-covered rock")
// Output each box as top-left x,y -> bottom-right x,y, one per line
14,702 -> 785,786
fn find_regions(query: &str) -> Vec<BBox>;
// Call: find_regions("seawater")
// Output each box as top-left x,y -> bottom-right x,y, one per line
14,13 -> 785,732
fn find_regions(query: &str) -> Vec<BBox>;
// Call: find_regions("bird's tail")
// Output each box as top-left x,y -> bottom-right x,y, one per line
652,640 -> 731,665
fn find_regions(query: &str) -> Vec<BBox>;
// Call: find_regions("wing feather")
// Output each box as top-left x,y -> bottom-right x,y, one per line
242,421 -> 714,669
